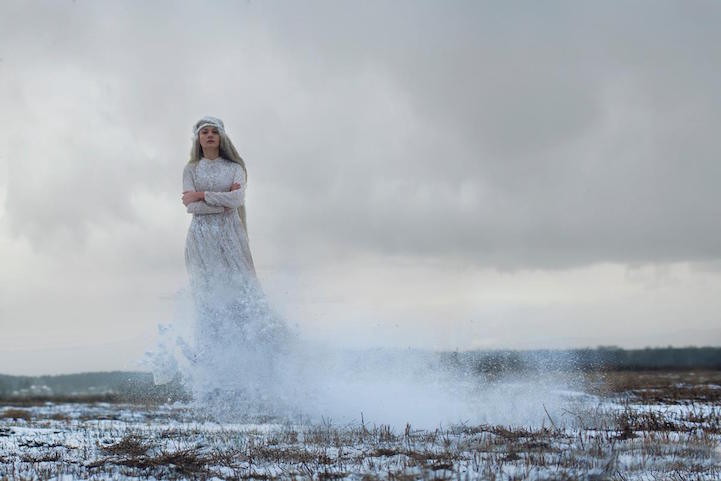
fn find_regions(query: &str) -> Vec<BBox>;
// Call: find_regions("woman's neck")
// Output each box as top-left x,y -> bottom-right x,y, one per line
202,148 -> 220,160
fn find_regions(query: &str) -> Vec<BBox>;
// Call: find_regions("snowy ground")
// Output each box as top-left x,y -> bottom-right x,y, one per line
1,370 -> 720,480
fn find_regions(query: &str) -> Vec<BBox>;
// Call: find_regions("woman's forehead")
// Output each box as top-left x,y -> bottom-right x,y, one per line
200,125 -> 219,131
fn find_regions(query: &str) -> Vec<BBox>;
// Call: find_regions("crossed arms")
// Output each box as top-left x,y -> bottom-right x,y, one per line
182,163 -> 246,215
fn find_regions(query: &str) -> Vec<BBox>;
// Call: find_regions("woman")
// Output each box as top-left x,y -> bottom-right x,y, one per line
180,115 -> 288,405
182,115 -> 257,297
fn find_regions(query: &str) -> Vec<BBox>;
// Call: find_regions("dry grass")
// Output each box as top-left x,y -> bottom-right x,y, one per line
586,370 -> 721,404
0,393 -> 123,407
0,409 -> 31,422
1,370 -> 720,480
100,433 -> 157,457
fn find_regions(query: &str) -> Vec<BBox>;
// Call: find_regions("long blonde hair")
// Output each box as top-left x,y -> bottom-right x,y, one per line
188,126 -> 256,274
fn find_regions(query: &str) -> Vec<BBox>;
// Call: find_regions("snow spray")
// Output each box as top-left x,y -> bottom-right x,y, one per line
145,285 -> 586,430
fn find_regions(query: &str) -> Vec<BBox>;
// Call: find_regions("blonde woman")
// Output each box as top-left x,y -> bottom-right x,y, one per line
182,115 -> 256,289
180,116 -> 287,402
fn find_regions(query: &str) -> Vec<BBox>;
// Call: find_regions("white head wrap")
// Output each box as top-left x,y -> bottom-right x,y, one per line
193,115 -> 226,137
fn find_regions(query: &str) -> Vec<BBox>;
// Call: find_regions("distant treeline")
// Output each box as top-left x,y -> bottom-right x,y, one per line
574,346 -> 721,371
1,347 -> 719,402
0,371 -> 187,403
440,346 -> 721,374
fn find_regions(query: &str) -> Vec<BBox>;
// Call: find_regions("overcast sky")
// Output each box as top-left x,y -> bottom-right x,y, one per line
1,0 -> 720,375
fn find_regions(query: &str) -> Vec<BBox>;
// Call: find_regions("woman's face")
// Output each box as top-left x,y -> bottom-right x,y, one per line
198,125 -> 220,152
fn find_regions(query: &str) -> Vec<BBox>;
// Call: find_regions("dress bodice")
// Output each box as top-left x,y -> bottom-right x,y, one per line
193,157 -> 241,193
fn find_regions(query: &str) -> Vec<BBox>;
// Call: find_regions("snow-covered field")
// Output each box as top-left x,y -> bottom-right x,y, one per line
1,371 -> 720,480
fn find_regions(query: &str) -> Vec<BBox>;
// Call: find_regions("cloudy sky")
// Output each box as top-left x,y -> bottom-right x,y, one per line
1,0 -> 720,375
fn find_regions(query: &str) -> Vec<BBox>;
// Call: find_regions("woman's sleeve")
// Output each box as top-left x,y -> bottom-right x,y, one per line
183,164 -> 225,215
204,164 -> 246,208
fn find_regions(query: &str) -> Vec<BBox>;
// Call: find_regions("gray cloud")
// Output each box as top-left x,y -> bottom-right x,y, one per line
257,1 -> 721,269
1,0 -> 720,271
3,1 -> 721,373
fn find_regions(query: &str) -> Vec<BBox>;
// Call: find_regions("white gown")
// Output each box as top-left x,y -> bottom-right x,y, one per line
181,156 -> 288,404
183,156 -> 255,293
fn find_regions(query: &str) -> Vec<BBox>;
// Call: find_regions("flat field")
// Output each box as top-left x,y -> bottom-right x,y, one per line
1,370 -> 720,480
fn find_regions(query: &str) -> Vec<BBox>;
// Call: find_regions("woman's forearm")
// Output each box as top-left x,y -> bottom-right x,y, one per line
204,188 -> 245,208
187,201 -> 224,215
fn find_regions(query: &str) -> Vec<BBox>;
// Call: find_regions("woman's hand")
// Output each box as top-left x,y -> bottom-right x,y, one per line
224,184 -> 241,211
216,184 -> 242,212
182,191 -> 204,206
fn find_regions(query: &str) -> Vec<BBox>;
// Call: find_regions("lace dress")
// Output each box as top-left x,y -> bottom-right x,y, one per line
183,156 -> 255,291
182,157 -> 288,399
